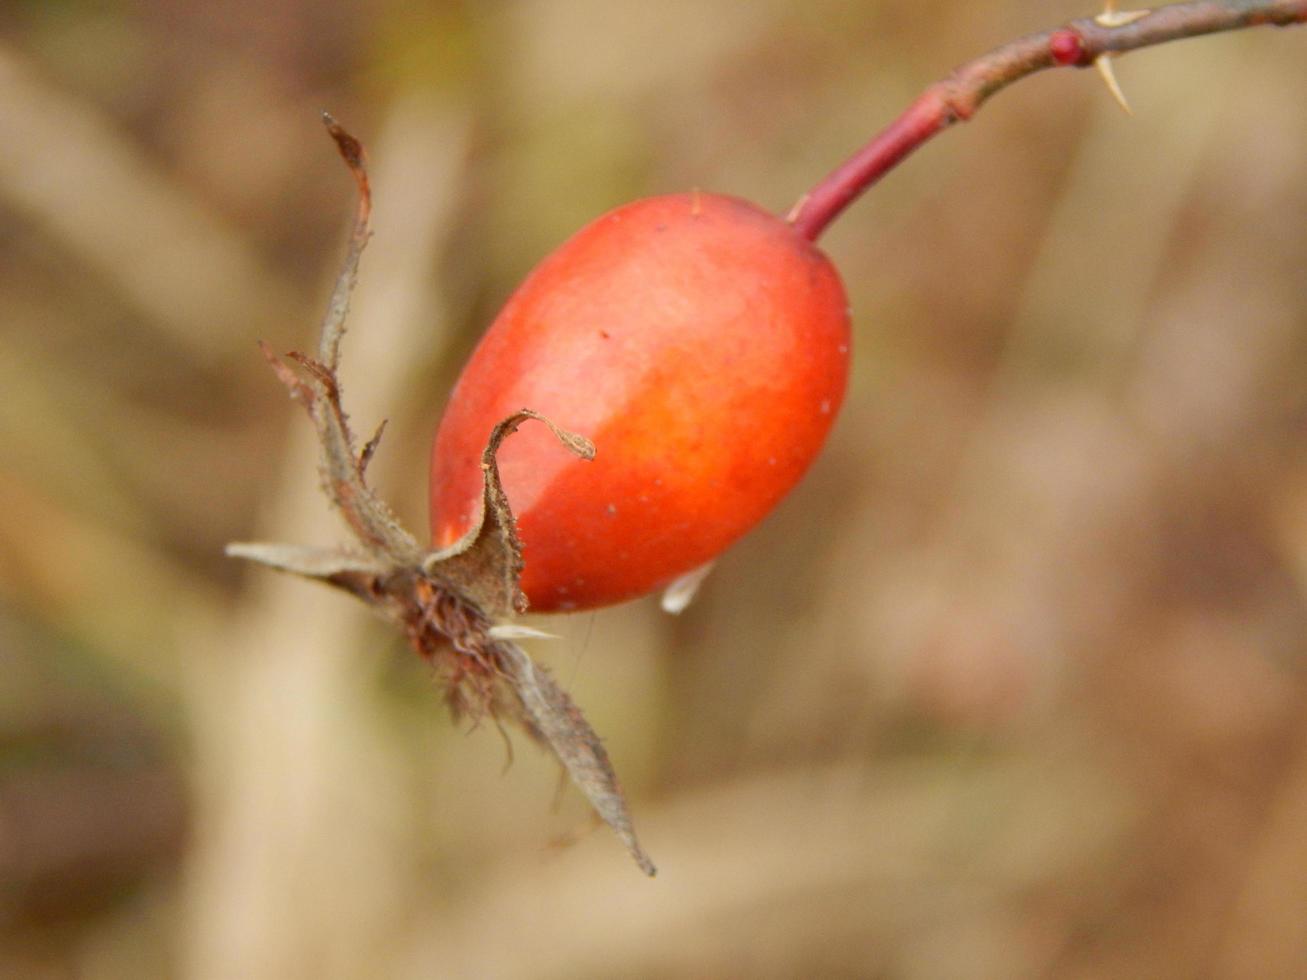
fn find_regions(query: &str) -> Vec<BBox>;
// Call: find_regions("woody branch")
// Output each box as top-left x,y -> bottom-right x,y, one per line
789,0 -> 1307,241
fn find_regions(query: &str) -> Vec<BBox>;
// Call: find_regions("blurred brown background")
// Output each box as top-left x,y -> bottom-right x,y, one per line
2,1 -> 1306,977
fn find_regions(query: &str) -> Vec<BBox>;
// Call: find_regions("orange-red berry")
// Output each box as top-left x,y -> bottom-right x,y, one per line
430,192 -> 851,611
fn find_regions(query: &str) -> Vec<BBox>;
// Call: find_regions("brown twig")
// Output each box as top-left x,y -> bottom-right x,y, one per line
788,0 -> 1307,240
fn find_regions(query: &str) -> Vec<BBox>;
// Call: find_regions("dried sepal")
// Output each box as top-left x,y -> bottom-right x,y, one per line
317,112 -> 371,373
423,409 -> 595,620
494,641 -> 656,876
224,542 -> 392,605
249,120 -> 420,567
224,541 -> 387,579
262,336 -> 421,564
403,576 -> 654,875
227,117 -> 653,877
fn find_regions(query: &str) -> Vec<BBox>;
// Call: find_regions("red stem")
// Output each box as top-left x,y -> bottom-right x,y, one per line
789,0 -> 1307,242
786,91 -> 950,241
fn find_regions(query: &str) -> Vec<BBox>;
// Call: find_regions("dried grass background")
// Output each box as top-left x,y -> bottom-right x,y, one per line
2,1 -> 1306,977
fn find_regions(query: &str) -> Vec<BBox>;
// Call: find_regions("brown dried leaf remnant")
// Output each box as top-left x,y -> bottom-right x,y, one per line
226,116 -> 654,877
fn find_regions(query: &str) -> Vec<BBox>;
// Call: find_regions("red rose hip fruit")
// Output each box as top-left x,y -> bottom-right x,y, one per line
429,192 -> 851,611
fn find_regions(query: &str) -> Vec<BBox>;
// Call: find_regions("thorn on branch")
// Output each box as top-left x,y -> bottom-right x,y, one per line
1094,56 -> 1135,114
1096,2 -> 1152,29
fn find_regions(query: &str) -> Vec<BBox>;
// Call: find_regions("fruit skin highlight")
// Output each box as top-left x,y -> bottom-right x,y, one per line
429,192 -> 851,612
